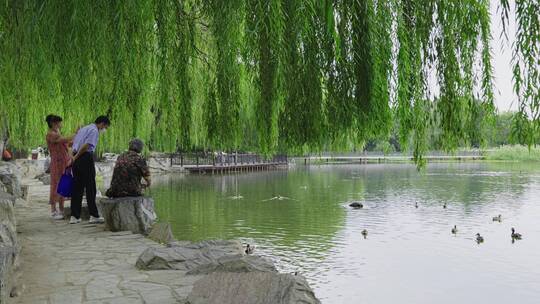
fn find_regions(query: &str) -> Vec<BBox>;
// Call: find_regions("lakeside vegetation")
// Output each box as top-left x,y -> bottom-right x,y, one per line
484,145 -> 540,162
364,111 -> 516,153
314,111 -> 540,163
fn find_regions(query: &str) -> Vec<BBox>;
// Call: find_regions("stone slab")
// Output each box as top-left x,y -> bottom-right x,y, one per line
185,272 -> 321,304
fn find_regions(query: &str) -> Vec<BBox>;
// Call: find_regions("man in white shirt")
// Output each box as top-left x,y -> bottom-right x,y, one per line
69,116 -> 110,224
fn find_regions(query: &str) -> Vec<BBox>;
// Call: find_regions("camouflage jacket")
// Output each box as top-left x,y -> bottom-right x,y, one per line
106,151 -> 150,198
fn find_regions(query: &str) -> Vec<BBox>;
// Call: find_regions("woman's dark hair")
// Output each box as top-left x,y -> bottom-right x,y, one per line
45,114 -> 62,128
128,138 -> 144,153
95,115 -> 111,126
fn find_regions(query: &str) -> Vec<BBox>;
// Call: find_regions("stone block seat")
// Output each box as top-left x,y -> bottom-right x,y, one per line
98,196 -> 157,235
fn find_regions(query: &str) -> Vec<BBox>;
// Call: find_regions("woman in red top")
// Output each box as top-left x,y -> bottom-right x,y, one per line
45,115 -> 75,220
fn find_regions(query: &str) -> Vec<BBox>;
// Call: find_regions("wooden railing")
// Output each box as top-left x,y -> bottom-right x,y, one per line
169,153 -> 288,167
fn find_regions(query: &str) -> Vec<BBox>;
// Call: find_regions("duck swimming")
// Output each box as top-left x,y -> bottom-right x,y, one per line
476,233 -> 484,244
443,203 -> 447,209
492,214 -> 502,222
349,202 -> 363,209
415,202 -> 418,208
245,244 -> 254,254
361,229 -> 368,238
451,225 -> 457,234
511,228 -> 522,240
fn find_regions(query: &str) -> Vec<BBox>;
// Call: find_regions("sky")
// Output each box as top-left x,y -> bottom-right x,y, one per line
490,0 -> 517,112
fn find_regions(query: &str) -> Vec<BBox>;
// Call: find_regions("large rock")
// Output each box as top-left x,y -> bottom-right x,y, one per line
148,222 -> 175,244
184,272 -> 321,304
137,239 -> 321,304
147,156 -> 174,173
0,162 -> 21,198
0,193 -> 16,245
13,159 -> 46,180
98,197 -> 157,234
186,254 -> 277,275
0,191 -> 19,303
35,173 -> 50,185
136,240 -> 245,271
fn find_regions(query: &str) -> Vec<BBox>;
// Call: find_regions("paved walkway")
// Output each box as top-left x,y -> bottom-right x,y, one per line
11,182 -> 196,304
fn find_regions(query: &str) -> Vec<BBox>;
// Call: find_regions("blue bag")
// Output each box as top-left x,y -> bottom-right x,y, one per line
57,168 -> 73,198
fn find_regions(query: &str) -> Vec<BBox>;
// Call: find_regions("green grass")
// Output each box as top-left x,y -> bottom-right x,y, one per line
484,145 -> 540,162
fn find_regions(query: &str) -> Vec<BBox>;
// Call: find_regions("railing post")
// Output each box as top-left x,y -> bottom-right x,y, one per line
181,154 -> 184,167
196,155 -> 199,167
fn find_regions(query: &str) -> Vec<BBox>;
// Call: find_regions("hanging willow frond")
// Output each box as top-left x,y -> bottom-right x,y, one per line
244,0 -> 284,155
500,0 -> 539,146
278,0 -> 325,152
0,0 -> 537,165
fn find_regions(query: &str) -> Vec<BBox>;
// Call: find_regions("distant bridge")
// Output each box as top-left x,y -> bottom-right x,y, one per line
298,151 -> 485,165
151,150 -> 485,173
167,153 -> 288,174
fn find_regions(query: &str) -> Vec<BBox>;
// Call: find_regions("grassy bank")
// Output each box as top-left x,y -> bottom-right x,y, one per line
484,145 -> 540,162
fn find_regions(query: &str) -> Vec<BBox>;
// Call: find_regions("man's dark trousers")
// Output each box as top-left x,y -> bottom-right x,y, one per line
71,152 -> 100,219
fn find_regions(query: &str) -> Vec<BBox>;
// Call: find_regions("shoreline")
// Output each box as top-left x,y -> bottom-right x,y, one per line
4,161 -> 321,304
12,178 -> 199,303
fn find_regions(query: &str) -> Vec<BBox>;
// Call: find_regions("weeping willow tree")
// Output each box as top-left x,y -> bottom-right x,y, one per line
499,0 -> 540,146
0,0 -> 538,163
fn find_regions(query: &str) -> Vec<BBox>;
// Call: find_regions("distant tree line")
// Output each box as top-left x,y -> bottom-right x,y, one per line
364,111 -> 517,154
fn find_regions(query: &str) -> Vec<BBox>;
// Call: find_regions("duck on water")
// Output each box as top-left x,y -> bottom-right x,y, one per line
349,201 -> 363,209
511,228 -> 522,240
361,229 -> 368,239
245,244 -> 254,255
476,233 -> 484,244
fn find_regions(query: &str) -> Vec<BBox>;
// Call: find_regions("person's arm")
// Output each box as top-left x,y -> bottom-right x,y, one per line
138,157 -> 152,188
67,126 -> 81,143
66,133 -> 76,142
143,175 -> 152,188
72,143 -> 89,162
72,128 -> 98,162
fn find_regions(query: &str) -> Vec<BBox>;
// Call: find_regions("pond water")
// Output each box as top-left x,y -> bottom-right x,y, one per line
149,162 -> 540,304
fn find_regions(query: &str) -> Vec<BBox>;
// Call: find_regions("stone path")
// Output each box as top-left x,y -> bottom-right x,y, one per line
11,182 -> 197,304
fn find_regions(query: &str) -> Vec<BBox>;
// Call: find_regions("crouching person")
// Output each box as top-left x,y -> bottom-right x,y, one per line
106,138 -> 151,198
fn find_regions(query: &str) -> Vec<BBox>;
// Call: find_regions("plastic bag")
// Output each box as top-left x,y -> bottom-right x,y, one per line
57,168 -> 73,198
